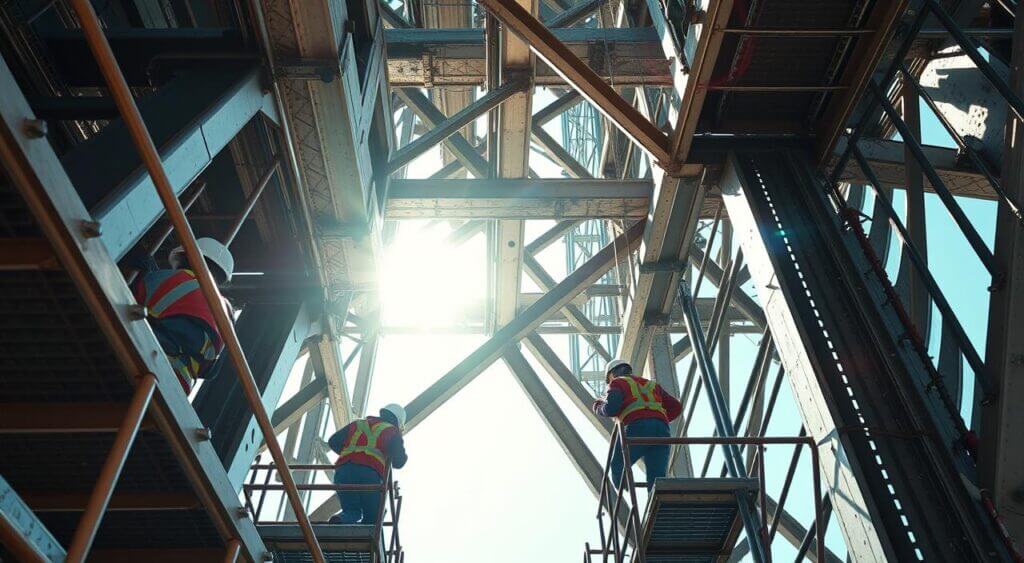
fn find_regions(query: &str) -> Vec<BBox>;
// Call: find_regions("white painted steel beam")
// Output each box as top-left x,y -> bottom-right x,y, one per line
385,178 -> 650,219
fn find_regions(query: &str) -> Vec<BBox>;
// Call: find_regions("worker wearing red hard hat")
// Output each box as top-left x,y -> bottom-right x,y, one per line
593,359 -> 682,490
327,403 -> 408,525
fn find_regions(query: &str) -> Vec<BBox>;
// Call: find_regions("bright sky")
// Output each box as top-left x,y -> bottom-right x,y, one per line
266,68 -> 999,560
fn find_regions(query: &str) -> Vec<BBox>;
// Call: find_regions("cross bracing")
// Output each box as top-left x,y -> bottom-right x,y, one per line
0,0 -> 1022,561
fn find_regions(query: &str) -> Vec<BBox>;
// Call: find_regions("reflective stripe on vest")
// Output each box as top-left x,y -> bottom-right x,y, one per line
617,377 -> 667,420
150,278 -> 201,317
338,419 -> 394,467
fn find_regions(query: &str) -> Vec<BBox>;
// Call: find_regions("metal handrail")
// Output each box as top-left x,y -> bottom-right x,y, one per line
64,1 -> 326,560
594,423 -> 825,563
245,463 -> 404,562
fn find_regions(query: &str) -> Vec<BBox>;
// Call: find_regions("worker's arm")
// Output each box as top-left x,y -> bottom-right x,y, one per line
327,424 -> 352,454
592,381 -> 625,418
660,386 -> 682,422
387,434 -> 408,469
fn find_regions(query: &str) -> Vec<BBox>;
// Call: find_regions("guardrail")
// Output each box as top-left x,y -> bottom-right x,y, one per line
588,423 -> 824,563
64,0 -> 326,560
245,463 -> 404,563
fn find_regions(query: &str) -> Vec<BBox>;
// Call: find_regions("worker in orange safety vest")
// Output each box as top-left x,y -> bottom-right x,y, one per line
130,238 -> 234,394
327,404 -> 408,525
593,359 -> 682,490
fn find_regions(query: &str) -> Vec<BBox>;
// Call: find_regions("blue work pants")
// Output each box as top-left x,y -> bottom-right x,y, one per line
333,463 -> 383,525
610,418 -> 671,491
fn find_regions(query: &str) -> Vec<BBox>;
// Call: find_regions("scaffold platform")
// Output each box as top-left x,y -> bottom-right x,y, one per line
639,478 -> 758,563
259,524 -> 384,563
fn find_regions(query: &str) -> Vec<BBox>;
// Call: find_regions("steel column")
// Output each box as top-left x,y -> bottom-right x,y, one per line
981,2 -> 1024,542
618,174 -> 705,368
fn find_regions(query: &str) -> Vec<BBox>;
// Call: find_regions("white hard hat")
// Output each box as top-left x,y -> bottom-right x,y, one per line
605,359 -> 632,377
380,403 -> 407,430
169,237 -> 235,282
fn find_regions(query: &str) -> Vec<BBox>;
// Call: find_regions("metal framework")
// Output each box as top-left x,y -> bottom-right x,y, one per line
1,0 -> 1024,561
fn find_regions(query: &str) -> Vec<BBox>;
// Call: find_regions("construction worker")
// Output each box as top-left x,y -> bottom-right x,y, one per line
327,404 -> 408,525
593,359 -> 682,490
130,238 -> 234,394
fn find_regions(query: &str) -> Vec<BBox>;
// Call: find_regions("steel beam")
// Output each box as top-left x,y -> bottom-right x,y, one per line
663,0 -> 734,163
723,150 -> 1009,560
491,0 -> 535,330
311,338 -> 354,432
522,254 -> 612,360
980,6 -> 1024,541
386,79 -> 525,173
831,137 -> 992,199
727,496 -> 843,563
403,220 -> 645,430
522,333 -> 611,437
618,174 -> 705,368
385,28 -> 670,87
395,88 -> 490,180
351,331 -> 380,418
814,0 -> 910,162
59,64 -> 271,261
0,404 -> 153,434
478,0 -> 672,164
194,302 -> 313,490
649,333 -> 692,477
0,474 -> 65,562
385,178 -> 650,219
546,0 -> 604,27
503,347 -> 605,495
0,55 -> 266,561
531,125 -> 593,179
271,376 -> 328,433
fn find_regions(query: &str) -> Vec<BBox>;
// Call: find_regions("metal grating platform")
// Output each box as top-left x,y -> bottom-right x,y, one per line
259,524 -> 382,563
0,173 -> 229,554
638,478 -> 759,563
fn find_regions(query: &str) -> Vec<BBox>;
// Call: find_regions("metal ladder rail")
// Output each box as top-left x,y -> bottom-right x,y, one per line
63,1 -> 326,561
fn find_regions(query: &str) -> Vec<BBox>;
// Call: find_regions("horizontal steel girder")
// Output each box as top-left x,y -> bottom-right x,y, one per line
59,64 -> 272,261
403,220 -> 645,431
830,137 -> 992,199
384,178 -> 651,219
385,28 -> 671,87
475,0 -> 673,164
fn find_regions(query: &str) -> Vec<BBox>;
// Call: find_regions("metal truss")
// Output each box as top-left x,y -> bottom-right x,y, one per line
3,0 -> 1024,560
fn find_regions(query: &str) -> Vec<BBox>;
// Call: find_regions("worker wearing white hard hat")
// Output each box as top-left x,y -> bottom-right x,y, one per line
593,359 -> 682,491
327,403 -> 409,525
130,237 -> 235,393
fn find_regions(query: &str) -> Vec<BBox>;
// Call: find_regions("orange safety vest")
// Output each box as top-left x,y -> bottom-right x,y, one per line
615,376 -> 668,422
133,269 -> 227,391
336,418 -> 397,476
